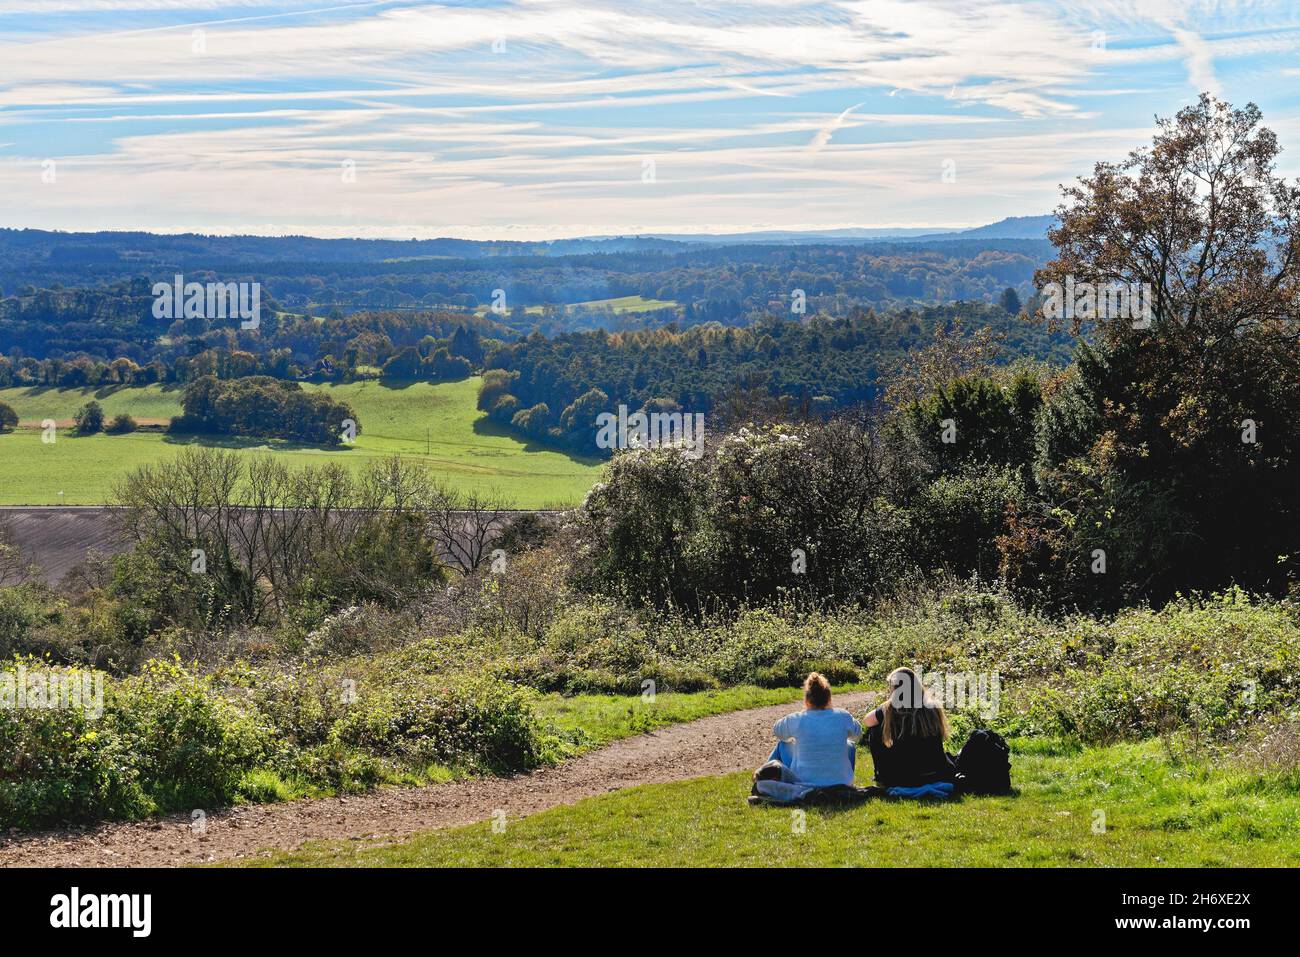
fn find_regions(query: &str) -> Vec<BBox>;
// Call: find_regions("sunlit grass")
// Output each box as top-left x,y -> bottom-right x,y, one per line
0,377 -> 604,506
250,739 -> 1300,868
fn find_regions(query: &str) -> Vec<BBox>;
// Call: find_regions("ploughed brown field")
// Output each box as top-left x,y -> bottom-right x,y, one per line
0,505 -> 553,584
0,506 -> 127,584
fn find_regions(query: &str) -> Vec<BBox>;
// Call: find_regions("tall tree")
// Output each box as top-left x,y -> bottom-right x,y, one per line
1024,95 -> 1300,603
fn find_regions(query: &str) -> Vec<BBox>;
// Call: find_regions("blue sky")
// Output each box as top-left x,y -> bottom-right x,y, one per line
2,0 -> 1300,239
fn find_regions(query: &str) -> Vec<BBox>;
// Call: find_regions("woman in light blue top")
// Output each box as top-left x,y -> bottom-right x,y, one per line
761,672 -> 862,787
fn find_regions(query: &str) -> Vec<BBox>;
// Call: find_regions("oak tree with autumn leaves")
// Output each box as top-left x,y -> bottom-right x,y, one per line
1007,95 -> 1300,606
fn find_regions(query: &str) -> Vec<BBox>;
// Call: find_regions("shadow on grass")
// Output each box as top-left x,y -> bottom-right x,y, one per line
8,383 -> 186,401
471,416 -> 607,465
357,377 -> 421,392
161,432 -> 357,453
350,375 -> 473,393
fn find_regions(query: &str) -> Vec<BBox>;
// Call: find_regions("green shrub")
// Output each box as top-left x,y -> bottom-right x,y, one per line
237,768 -> 294,804
990,591 -> 1300,744
0,664 -> 149,827
576,423 -> 911,612
287,740 -> 388,793
454,585 -> 1300,749
105,413 -> 137,434
73,400 -> 105,435
1,652 -> 565,828
240,667 -> 353,752
902,369 -> 1040,463
113,660 -> 270,811
909,465 -> 1027,579
330,675 -> 560,774
237,659 -> 562,782
0,585 -> 53,659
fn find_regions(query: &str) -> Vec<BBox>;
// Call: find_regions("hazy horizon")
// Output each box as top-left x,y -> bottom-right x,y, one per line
0,219 -> 1001,242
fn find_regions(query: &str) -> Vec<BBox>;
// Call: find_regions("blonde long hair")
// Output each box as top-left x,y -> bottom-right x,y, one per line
881,667 -> 949,748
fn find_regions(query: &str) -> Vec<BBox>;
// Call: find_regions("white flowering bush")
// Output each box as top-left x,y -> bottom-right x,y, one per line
574,420 -> 908,611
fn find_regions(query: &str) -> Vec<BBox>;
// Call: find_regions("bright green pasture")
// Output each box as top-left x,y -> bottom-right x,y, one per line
0,378 -> 603,506
567,295 -> 678,313
0,383 -> 183,424
474,295 -> 677,317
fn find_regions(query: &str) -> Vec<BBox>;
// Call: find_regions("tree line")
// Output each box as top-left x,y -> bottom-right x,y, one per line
172,376 -> 360,447
475,303 -> 1071,454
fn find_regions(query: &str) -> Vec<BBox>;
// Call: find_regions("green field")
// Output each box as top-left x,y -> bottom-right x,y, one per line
475,295 -> 677,317
568,295 -> 677,313
0,383 -> 183,425
256,738 -> 1300,868
0,378 -> 604,506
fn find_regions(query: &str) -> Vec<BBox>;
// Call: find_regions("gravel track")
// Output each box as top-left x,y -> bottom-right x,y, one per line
0,692 -> 874,867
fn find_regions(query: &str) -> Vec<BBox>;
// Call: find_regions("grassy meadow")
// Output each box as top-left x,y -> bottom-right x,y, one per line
568,295 -> 677,313
474,295 -> 678,317
0,377 -> 604,506
254,737 -> 1300,868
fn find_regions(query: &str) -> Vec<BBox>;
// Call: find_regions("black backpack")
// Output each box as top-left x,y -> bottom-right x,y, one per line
955,729 -> 1012,795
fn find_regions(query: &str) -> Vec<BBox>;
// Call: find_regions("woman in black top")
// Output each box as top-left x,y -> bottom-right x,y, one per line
864,667 -> 956,788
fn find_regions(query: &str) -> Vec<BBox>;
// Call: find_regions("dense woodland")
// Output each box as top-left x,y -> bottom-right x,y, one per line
0,287 -> 508,381
0,226 -> 1048,321
0,226 -> 1067,450
478,305 -> 1070,452
0,233 -> 1050,357
172,376 -> 360,447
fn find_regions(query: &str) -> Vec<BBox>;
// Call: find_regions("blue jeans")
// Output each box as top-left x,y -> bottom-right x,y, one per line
765,739 -> 857,784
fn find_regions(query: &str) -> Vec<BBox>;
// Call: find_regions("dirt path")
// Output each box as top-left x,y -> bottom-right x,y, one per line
0,692 -> 875,868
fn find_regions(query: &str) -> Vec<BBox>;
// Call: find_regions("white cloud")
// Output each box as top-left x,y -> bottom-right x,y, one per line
2,0 -> 1299,236
807,102 -> 863,152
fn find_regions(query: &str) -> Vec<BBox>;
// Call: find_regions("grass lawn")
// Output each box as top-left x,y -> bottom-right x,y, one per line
0,377 -> 604,506
251,738 -> 1300,867
0,382 -> 183,425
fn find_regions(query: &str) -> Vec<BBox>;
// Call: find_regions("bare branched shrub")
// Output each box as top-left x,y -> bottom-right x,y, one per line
112,448 -> 447,628
468,544 -> 573,641
1236,718 -> 1300,774
422,480 -> 512,575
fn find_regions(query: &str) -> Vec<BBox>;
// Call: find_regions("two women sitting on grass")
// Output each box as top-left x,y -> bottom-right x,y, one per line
755,668 -> 958,799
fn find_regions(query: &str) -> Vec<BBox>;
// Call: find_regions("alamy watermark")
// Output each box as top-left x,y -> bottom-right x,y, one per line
152,273 -> 261,329
50,887 -> 151,937
1040,276 -> 1152,328
595,404 -> 705,459
890,666 -> 1001,720
1,664 -> 104,719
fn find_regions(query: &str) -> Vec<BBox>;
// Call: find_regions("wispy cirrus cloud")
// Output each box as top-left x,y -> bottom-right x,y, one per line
1,0 -> 1299,237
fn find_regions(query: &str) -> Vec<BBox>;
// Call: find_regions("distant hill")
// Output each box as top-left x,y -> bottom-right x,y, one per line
0,219 -> 1056,346
0,227 -> 688,264
604,226 -> 965,244
0,216 -> 1055,266
591,216 -> 1056,247
922,215 -> 1057,242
